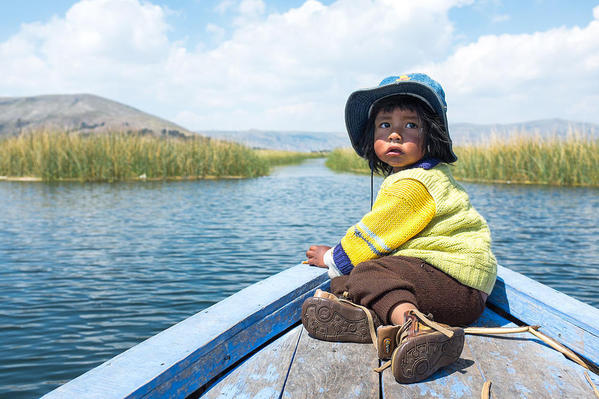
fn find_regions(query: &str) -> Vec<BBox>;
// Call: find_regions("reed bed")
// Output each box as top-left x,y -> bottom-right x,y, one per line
0,131 -> 271,182
323,131 -> 599,186
325,148 -> 371,174
256,149 -> 325,166
452,132 -> 599,186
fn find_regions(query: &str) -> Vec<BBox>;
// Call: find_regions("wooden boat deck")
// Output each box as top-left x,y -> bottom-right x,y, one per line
203,307 -> 596,398
42,264 -> 599,399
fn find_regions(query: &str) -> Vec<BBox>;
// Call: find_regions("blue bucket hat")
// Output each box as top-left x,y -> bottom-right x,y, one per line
345,73 -> 457,162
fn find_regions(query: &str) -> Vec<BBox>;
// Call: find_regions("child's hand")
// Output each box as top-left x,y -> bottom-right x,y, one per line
305,245 -> 331,268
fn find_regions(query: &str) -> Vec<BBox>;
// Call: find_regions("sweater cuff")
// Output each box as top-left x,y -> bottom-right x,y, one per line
333,244 -> 354,275
324,248 -> 342,278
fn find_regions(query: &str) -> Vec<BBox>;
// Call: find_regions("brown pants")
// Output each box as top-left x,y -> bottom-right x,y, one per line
330,255 -> 486,326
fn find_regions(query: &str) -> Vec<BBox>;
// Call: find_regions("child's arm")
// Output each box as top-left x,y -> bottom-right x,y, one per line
331,178 -> 435,275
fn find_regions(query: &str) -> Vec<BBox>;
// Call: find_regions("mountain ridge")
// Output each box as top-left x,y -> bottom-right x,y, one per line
2,93 -> 597,151
200,118 -> 599,151
0,93 -> 193,138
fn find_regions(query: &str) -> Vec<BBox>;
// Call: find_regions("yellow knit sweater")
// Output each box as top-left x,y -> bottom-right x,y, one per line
338,163 -> 497,294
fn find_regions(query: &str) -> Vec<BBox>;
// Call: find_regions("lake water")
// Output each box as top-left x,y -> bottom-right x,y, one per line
1,158 -> 598,398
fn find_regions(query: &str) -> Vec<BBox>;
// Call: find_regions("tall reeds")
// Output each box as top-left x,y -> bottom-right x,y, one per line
0,131 -> 271,182
255,149 -> 325,166
323,131 -> 599,186
325,148 -> 371,174
452,131 -> 599,186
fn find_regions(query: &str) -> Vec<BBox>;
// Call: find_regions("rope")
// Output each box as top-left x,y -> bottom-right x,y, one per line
585,371 -> 599,399
464,326 -> 532,334
464,325 -> 590,371
309,290 -> 596,394
481,380 -> 492,399
374,360 -> 391,373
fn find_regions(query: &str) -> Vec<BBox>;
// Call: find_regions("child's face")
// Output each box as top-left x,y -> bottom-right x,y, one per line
373,107 -> 425,172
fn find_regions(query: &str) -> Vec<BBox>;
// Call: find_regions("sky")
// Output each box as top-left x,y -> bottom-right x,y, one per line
1,0 -> 599,132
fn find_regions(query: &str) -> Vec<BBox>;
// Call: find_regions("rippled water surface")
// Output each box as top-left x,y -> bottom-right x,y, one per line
1,158 -> 598,398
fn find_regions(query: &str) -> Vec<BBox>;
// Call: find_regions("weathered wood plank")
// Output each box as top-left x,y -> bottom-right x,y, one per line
466,307 -> 595,398
381,324 -> 485,398
203,325 -> 302,399
489,265 -> 599,367
41,262 -> 599,399
282,327 -> 379,398
42,264 -> 329,399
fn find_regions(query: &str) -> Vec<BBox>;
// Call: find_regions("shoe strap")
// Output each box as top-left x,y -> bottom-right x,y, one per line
394,316 -> 412,345
313,291 -> 380,354
408,309 -> 454,338
374,360 -> 391,373
338,298 -> 379,349
374,310 -> 454,375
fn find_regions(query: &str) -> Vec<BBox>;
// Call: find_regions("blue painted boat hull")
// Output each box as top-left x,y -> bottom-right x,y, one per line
41,264 -> 599,398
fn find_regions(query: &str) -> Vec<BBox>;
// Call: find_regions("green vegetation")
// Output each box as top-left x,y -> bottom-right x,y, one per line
326,148 -> 371,174
0,132 -> 319,182
256,149 -> 325,166
324,132 -> 599,186
452,132 -> 599,186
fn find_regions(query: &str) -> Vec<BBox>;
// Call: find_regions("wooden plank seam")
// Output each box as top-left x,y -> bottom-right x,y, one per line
143,279 -> 331,398
488,266 -> 599,368
41,265 -> 329,399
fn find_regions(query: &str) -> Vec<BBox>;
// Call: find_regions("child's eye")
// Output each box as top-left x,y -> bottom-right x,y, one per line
378,122 -> 391,129
405,122 -> 418,129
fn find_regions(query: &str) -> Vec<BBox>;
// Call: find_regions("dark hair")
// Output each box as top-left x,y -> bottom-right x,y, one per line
358,95 -> 456,175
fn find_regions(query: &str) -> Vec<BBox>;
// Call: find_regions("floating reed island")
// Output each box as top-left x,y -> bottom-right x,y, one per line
0,131 -> 322,182
326,131 -> 599,187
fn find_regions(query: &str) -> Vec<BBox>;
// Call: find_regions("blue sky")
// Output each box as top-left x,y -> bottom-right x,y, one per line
1,0 -> 599,131
2,1 -> 596,44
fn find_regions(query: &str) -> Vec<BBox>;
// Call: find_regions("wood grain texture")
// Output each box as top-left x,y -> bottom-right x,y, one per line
467,307 -> 595,398
203,325 -> 302,399
41,263 -> 599,399
42,264 -> 329,399
381,325 -> 485,398
282,327 -> 380,399
489,265 -> 599,367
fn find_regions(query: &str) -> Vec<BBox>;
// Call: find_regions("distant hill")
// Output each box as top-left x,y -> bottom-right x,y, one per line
450,119 -> 599,144
199,129 -> 351,152
200,119 -> 599,152
2,94 -> 597,151
0,94 -> 194,138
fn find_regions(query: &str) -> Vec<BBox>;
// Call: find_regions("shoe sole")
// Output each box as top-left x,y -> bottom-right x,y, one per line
392,328 -> 465,384
301,297 -> 372,343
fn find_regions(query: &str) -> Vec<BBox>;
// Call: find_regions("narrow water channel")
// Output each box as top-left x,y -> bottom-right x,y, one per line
1,158 -> 597,398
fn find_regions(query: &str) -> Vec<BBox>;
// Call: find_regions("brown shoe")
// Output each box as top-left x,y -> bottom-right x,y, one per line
377,324 -> 401,359
390,310 -> 464,383
301,290 -> 381,343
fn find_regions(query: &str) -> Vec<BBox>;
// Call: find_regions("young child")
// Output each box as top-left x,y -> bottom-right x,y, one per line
301,73 -> 497,384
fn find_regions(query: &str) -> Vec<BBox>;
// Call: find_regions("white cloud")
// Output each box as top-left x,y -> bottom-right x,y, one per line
491,14 -> 510,23
164,0 -> 461,130
233,0 -> 266,26
1,0 -> 169,94
1,0 -> 599,132
214,0 -> 236,15
422,10 -> 599,124
238,0 -> 265,16
206,23 -> 226,42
